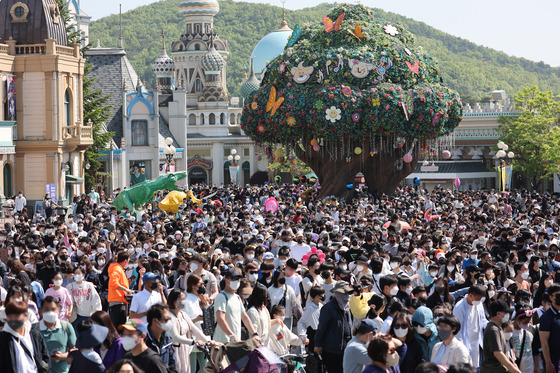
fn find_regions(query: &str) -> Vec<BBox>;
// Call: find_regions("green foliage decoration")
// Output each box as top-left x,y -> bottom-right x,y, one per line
241,4 -> 463,144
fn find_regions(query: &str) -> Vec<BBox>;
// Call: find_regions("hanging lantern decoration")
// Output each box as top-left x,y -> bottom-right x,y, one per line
403,153 -> 413,163
442,150 -> 451,159
354,147 -> 362,155
274,148 -> 283,158
310,139 -> 318,146
313,144 -> 320,151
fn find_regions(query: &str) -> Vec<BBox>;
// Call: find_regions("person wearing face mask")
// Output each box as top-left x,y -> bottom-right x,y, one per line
45,272 -> 74,322
0,300 -> 50,373
510,304 -> 539,373
213,268 -> 260,344
192,215 -> 207,233
68,320 -> 108,373
343,319 -> 381,373
379,275 -> 401,320
430,315 -> 470,366
353,255 -> 373,282
290,232 -> 311,262
314,281 -> 354,373
167,289 -> 211,373
362,334 -> 404,373
481,300 -> 521,373
144,303 -> 179,373
452,284 -> 488,368
513,262 -> 532,292
37,296 -> 77,373
66,267 -> 102,329
297,286 -> 325,353
389,312 -> 423,373
268,304 -> 308,356
120,318 -> 168,373
257,263 -> 275,288
462,248 -> 480,270
539,284 -> 560,373
301,257 -> 325,305
181,254 -> 218,299
38,252 -> 59,291
268,267 -> 300,330
411,306 -> 440,361
129,272 -> 165,323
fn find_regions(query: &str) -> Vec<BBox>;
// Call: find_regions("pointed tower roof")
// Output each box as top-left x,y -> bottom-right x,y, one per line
240,57 -> 261,100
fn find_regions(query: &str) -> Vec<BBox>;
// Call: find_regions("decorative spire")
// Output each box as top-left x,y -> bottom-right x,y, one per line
209,29 -> 215,49
249,57 -> 256,77
277,0 -> 291,31
118,4 -> 123,48
161,30 -> 167,54
242,64 -> 248,79
96,39 -> 101,48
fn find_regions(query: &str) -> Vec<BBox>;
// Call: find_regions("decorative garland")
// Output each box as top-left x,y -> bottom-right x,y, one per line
241,4 -> 463,157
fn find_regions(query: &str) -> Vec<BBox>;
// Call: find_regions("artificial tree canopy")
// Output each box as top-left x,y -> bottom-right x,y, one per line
241,4 -> 463,195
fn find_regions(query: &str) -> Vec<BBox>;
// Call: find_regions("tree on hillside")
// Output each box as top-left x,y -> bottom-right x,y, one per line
498,86 -> 560,190
58,0 -> 114,190
240,4 -> 463,196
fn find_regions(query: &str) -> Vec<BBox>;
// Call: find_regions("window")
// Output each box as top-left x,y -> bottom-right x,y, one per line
195,24 -> 201,34
64,90 -> 71,127
14,6 -> 24,17
242,161 -> 250,185
220,113 -> 225,125
224,161 -> 231,185
195,44 -> 200,51
131,120 -> 148,146
195,78 -> 202,92
10,2 -> 29,23
244,148 -> 250,157
209,113 -> 216,125
188,114 -> 196,126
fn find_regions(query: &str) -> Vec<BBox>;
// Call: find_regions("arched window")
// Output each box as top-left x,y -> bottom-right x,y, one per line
3,163 -> 12,197
223,161 -> 231,185
64,89 -> 71,127
194,44 -> 200,51
195,78 -> 202,92
195,24 -> 201,34
220,113 -> 225,125
242,161 -> 250,185
189,114 -> 196,125
200,114 -> 205,125
230,113 -> 235,124
209,113 -> 216,125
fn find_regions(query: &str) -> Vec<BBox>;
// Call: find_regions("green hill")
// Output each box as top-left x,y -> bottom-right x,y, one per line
89,0 -> 560,104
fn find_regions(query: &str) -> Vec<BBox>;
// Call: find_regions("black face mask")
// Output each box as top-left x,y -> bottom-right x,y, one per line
435,286 -> 445,294
314,268 -> 321,276
59,255 -> 68,261
297,239 -> 303,244
321,271 -> 331,279
403,261 -> 411,266
232,237 -> 239,242
262,272 -> 271,279
319,295 -> 326,302
150,281 -> 159,290
7,320 -> 24,331
45,260 -> 54,267
278,277 -> 286,285
352,241 -> 358,246
197,286 -> 207,295
177,269 -> 186,276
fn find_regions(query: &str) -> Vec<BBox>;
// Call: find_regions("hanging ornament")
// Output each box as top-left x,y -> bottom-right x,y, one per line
313,144 -> 320,151
346,154 -> 352,163
370,148 -> 378,157
354,147 -> 362,155
403,153 -> 413,163
256,155 -> 262,161
310,139 -> 318,146
274,148 -> 283,158
442,150 -> 451,159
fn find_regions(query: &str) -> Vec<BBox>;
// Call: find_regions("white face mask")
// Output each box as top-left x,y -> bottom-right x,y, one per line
430,271 -> 438,277
502,313 -> 511,323
246,254 -> 255,260
386,352 -> 400,367
504,332 -> 513,341
159,320 -> 173,332
390,286 -> 399,296
74,274 -> 83,282
356,265 -> 365,272
488,290 -> 496,298
277,315 -> 286,322
394,327 -> 408,338
143,243 -> 150,250
447,265 -> 455,272
77,250 -> 84,257
98,259 -> 105,267
229,280 -> 240,290
470,255 -> 477,260
405,287 -> 413,295
122,336 -> 140,351
190,263 -> 199,272
390,262 -> 399,269
472,300 -> 482,306
415,325 -> 428,335
53,279 -> 63,287
42,311 -> 58,323
249,273 -> 258,282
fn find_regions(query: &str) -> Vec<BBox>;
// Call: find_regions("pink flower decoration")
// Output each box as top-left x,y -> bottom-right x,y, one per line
301,247 -> 326,266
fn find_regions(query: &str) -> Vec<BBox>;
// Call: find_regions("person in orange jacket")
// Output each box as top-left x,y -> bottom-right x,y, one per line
108,251 -> 134,328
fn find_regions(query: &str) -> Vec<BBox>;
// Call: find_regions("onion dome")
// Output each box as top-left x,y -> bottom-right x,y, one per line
201,35 -> 224,73
152,31 -> 175,77
240,57 -> 260,100
179,0 -> 219,17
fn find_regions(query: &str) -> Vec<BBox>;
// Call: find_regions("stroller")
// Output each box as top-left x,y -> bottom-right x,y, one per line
197,339 -> 295,373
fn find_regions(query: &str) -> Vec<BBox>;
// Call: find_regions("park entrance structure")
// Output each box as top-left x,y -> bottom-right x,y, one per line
241,4 -> 463,196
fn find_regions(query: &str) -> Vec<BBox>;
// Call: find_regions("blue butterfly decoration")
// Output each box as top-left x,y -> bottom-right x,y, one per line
286,24 -> 302,47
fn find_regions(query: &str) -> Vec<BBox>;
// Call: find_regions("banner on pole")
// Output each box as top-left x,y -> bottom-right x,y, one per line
229,165 -> 239,185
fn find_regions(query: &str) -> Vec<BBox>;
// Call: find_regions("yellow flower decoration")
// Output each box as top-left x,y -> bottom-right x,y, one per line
251,101 -> 258,110
372,98 -> 380,106
287,116 -> 297,126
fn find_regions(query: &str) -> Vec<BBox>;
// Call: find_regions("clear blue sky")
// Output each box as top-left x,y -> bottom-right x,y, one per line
85,0 -> 560,67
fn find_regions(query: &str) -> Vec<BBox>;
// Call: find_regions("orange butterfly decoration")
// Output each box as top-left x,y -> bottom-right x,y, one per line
266,87 -> 284,117
323,13 -> 345,33
348,23 -> 365,40
406,60 -> 420,77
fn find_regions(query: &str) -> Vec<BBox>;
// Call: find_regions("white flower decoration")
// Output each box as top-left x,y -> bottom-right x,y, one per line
384,24 -> 399,36
337,47 -> 344,53
325,106 -> 341,123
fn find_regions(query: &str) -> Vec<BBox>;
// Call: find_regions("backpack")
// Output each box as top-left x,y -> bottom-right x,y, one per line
299,274 -> 314,305
202,290 -> 231,336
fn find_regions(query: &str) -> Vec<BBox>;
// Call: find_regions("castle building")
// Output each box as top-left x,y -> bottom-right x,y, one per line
66,0 -> 91,47
0,0 -> 92,207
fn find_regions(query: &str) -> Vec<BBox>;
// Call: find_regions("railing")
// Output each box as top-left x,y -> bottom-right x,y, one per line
55,45 -> 75,57
15,44 -> 46,55
62,122 -> 93,141
0,44 -> 8,54
454,128 -> 502,139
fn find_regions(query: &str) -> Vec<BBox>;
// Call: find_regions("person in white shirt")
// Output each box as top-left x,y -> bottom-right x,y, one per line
66,215 -> 78,233
297,286 -> 324,352
290,232 -> 311,262
284,259 -> 302,301
129,272 -> 166,323
14,191 -> 26,213
66,267 -> 102,327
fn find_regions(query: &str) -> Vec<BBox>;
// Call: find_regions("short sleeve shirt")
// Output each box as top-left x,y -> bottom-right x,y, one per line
539,307 -> 560,362
213,291 -> 244,344
130,289 -> 163,323
481,321 -> 508,373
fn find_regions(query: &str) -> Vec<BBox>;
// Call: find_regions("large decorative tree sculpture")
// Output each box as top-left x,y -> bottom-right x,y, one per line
241,4 -> 463,196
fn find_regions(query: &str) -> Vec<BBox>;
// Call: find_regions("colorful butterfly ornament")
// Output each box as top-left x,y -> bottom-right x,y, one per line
286,24 -> 302,47
323,13 -> 345,33
406,60 -> 420,77
402,90 -> 415,121
348,23 -> 365,40
266,87 -> 284,117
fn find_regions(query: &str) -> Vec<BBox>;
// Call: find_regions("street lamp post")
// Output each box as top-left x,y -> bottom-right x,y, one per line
496,141 -> 514,192
228,149 -> 241,185
163,137 -> 176,173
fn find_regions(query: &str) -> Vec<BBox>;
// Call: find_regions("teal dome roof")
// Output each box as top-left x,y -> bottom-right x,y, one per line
250,29 -> 292,76
240,58 -> 261,100
201,47 -> 224,73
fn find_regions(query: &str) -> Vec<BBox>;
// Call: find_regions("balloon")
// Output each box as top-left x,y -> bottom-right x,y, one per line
300,176 -> 308,184
454,177 -> 461,188
413,177 -> 420,185
293,177 -> 300,185
442,150 -> 451,159
310,139 -> 318,146
313,144 -> 320,151
274,148 -> 283,158
346,183 -> 354,190
265,197 -> 279,214
354,147 -> 362,155
274,175 -> 281,184
256,155 -> 262,161
403,153 -> 413,163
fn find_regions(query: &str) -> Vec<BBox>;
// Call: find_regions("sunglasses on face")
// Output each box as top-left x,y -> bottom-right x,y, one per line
393,323 -> 408,330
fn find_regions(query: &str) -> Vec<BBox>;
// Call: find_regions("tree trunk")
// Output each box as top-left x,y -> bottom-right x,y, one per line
294,137 -> 419,198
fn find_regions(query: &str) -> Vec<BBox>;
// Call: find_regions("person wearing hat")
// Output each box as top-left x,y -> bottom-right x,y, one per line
121,319 -> 168,373
130,272 -> 165,323
411,305 -> 439,361
213,267 -> 260,344
314,281 -> 354,373
290,232 -> 311,262
452,284 -> 488,368
68,320 -> 108,373
480,300 -> 520,373
344,319 -> 391,373
462,248 -> 480,270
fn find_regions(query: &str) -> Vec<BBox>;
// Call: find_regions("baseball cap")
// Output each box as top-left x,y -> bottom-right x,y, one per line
331,281 -> 353,294
224,267 -> 242,279
119,318 -> 148,334
490,300 -> 514,315
356,319 -> 379,334
263,252 -> 274,260
142,272 -> 159,282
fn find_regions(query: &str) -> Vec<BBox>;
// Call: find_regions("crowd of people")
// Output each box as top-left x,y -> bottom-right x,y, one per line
0,184 -> 560,373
